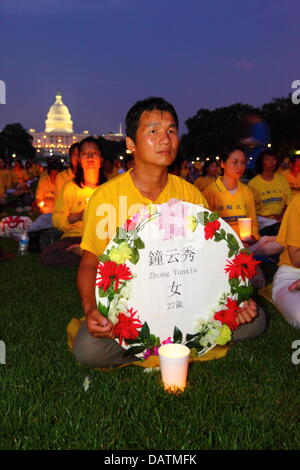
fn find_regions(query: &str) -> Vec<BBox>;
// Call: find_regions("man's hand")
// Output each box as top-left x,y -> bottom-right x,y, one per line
288,279 -> 300,292
86,308 -> 115,339
236,298 -> 257,325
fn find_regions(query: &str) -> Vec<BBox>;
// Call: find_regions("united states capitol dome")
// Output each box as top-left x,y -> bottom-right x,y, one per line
44,91 -> 73,133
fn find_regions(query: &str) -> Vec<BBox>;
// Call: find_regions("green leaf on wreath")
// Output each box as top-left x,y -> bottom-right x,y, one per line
185,332 -> 200,342
124,345 -> 146,357
130,247 -> 140,265
229,278 -> 240,294
98,253 -> 110,263
97,286 -> 107,298
134,237 -> 145,249
214,232 -> 224,242
97,302 -> 109,317
209,211 -> 219,222
139,322 -> 150,342
226,233 -> 240,254
173,326 -> 183,343
236,285 -> 254,304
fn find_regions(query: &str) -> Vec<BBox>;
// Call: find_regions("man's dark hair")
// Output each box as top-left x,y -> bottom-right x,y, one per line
125,96 -> 179,142
47,159 -> 62,174
255,150 -> 280,174
74,136 -> 106,187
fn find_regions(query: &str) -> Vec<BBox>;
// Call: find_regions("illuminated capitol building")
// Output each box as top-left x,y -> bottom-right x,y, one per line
29,91 -> 124,157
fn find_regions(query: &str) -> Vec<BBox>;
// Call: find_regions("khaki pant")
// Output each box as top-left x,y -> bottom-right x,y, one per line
72,307 -> 267,368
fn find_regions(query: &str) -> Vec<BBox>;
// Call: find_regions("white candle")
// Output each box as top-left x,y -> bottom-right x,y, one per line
158,344 -> 190,393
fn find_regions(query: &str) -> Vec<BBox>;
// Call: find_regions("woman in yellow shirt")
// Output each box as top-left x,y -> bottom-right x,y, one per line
194,158 -> 220,192
203,146 -> 282,257
40,137 -> 105,267
248,150 -> 292,236
272,194 -> 300,327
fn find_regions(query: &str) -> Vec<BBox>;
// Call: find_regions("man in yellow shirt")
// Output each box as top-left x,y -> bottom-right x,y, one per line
272,194 -> 300,327
74,97 -> 263,368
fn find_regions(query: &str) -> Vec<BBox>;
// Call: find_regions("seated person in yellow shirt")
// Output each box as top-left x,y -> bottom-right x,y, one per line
40,137 -> 104,268
272,193 -> 300,328
248,150 -> 292,236
203,146 -> 283,257
194,157 -> 219,192
281,155 -> 300,196
35,159 -> 61,214
73,97 -> 266,369
55,143 -> 79,198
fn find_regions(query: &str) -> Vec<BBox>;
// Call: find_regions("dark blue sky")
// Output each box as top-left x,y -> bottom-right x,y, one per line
0,0 -> 298,135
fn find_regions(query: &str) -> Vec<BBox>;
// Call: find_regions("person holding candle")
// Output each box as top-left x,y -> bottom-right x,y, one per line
272,193 -> 300,327
248,150 -> 292,236
40,137 -> 105,267
73,98 -> 267,369
35,159 -> 62,214
203,146 -> 283,257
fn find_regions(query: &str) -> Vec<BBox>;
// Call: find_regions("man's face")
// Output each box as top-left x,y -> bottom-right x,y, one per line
126,110 -> 179,168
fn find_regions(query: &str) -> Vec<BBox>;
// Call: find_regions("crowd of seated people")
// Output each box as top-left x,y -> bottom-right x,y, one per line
0,136 -> 299,329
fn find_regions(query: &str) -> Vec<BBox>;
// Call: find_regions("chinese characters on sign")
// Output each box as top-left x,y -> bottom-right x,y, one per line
148,246 -> 198,312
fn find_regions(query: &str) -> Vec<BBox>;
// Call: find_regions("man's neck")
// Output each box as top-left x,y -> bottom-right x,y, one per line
130,165 -> 169,201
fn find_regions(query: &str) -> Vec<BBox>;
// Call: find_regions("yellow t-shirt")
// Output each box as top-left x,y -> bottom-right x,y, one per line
55,168 -> 75,198
52,180 -> 97,238
194,175 -> 216,192
277,193 -> 300,267
81,169 -> 207,257
0,169 -> 11,192
203,176 -> 260,239
35,174 -> 57,213
281,169 -> 300,196
248,173 -> 292,217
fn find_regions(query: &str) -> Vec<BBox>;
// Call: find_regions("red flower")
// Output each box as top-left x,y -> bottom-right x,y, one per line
96,261 -> 133,292
225,252 -> 260,280
124,219 -> 138,231
204,220 -> 221,240
214,298 -> 240,330
113,308 -> 143,345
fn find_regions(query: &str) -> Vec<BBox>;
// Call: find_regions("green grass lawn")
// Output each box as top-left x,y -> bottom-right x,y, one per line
0,238 -> 299,450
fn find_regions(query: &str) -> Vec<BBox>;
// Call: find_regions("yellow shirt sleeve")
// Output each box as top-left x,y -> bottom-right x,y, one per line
277,194 -> 300,267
